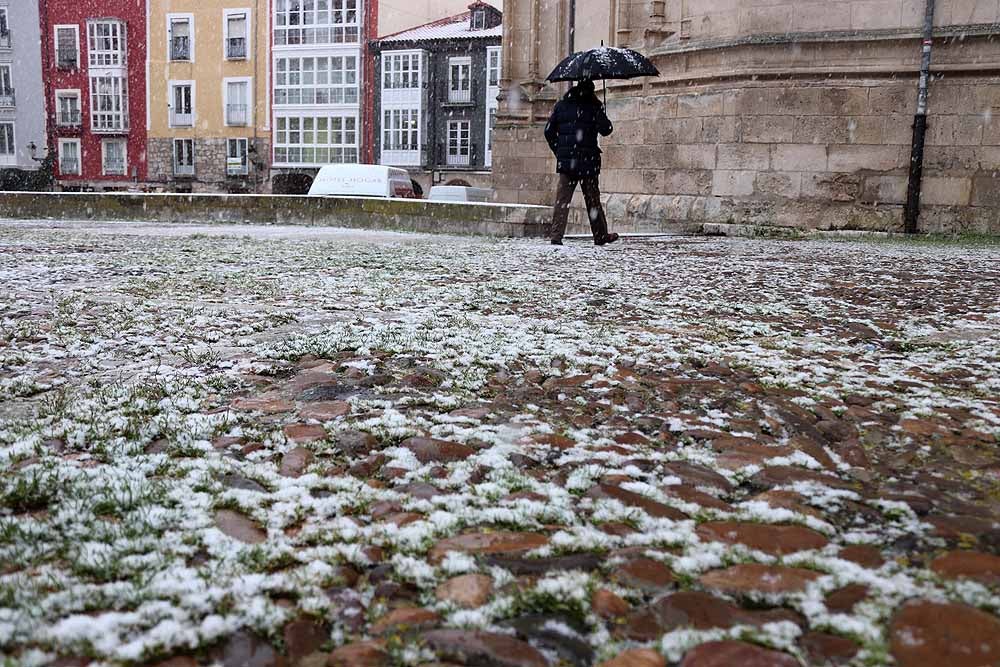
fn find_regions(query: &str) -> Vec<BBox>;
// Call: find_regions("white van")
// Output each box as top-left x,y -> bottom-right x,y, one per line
308,164 -> 417,199
427,185 -> 493,203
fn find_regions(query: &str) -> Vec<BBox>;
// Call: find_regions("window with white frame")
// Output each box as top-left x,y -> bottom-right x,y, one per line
383,52 -> 421,90
274,56 -> 358,105
225,11 -> 249,59
173,138 -> 194,176
88,20 -> 126,67
0,8 -> 9,45
55,25 -> 80,69
227,138 -> 249,175
170,82 -> 194,127
382,109 -> 419,153
0,65 -> 13,107
168,16 -> 193,61
90,75 -> 128,131
448,58 -> 471,104
225,79 -> 250,126
274,0 -> 359,46
0,122 -> 14,160
487,47 -> 501,88
446,120 -> 471,166
274,114 -> 358,165
471,9 -> 486,30
56,90 -> 82,126
58,139 -> 81,174
102,139 -> 127,176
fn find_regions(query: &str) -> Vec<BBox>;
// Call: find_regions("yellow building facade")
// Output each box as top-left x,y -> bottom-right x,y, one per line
147,0 -> 270,192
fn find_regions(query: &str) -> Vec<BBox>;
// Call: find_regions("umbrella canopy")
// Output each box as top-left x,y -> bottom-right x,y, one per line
546,46 -> 659,83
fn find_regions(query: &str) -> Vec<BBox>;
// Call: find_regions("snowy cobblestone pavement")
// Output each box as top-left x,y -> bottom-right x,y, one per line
2,221 -> 1000,667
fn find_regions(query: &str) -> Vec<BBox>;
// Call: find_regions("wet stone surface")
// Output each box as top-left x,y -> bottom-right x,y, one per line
1,222 -> 999,666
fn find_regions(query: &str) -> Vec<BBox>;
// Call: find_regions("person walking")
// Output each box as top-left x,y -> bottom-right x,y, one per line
544,79 -> 620,246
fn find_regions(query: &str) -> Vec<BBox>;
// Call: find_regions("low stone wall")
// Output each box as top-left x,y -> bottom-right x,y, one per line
0,191 -> 551,238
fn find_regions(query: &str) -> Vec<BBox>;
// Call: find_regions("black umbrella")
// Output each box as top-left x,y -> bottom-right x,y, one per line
546,45 -> 660,83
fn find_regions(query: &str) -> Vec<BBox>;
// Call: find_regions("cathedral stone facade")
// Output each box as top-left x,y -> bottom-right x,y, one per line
494,0 -> 1000,234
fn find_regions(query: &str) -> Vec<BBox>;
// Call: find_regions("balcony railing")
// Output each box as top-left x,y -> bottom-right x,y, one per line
447,86 -> 472,104
441,142 -> 476,167
446,150 -> 471,167
170,37 -> 190,61
226,158 -> 248,176
171,111 -> 193,127
93,114 -> 129,133
57,48 -> 78,69
59,158 -> 79,174
226,37 -> 247,59
0,88 -> 14,107
104,159 -> 126,175
173,162 -> 195,177
226,104 -> 248,126
57,109 -> 82,126
0,31 -> 11,49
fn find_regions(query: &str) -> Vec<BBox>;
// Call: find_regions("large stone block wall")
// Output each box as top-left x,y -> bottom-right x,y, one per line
493,74 -> 1000,235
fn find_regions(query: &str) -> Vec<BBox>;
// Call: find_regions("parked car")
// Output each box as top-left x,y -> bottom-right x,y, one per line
427,185 -> 493,203
308,165 -> 417,199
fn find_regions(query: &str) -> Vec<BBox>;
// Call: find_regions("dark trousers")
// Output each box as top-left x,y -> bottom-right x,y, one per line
550,173 -> 609,242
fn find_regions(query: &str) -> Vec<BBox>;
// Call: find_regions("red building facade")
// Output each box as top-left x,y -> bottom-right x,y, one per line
40,0 -> 147,189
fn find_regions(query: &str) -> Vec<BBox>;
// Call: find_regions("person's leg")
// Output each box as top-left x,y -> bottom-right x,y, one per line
582,176 -> 616,244
550,174 -> 578,244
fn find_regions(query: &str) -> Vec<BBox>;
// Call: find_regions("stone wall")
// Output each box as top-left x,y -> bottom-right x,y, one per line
147,138 -> 271,194
0,191 -> 550,238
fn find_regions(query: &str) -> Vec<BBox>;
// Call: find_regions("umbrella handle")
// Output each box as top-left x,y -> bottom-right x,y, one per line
603,79 -> 607,106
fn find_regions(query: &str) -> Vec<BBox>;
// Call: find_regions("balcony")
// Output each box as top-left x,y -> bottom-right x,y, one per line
59,158 -> 79,174
445,151 -> 471,167
226,104 -> 248,126
0,88 -> 14,108
171,112 -> 193,128
93,115 -> 129,134
57,109 -> 82,126
57,48 -> 78,69
103,159 -> 126,176
0,31 -> 10,49
226,38 -> 247,59
173,162 -> 195,177
170,37 -> 191,61
447,86 -> 472,105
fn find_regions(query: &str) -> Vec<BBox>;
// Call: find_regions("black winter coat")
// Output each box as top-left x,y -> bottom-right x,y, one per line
544,87 -> 614,177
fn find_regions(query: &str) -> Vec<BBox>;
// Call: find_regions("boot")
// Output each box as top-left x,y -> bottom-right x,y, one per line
595,233 -> 620,246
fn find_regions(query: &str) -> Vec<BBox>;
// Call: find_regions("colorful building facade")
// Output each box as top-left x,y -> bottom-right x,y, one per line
0,0 -> 47,174
42,0 -> 148,190
147,0 -> 271,192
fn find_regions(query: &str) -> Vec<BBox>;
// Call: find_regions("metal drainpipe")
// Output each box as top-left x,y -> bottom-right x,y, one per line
569,0 -> 576,53
903,0 -> 936,234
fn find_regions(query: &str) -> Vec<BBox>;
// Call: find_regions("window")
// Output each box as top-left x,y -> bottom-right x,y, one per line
55,25 -> 80,68
58,139 -> 81,174
447,120 -> 471,166
274,56 -> 358,105
225,79 -> 250,126
56,90 -> 82,126
471,10 -> 486,30
487,47 -> 501,88
225,11 -> 249,59
170,82 -> 194,127
273,114 -> 358,165
0,8 -> 9,47
102,139 -> 127,176
274,0 -> 359,46
90,75 -> 128,132
448,58 -> 471,104
227,138 -> 249,176
382,109 -> 419,152
168,16 -> 193,61
88,20 -> 126,67
0,122 -> 14,160
173,139 -> 194,176
0,65 -> 13,107
383,53 -> 421,90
